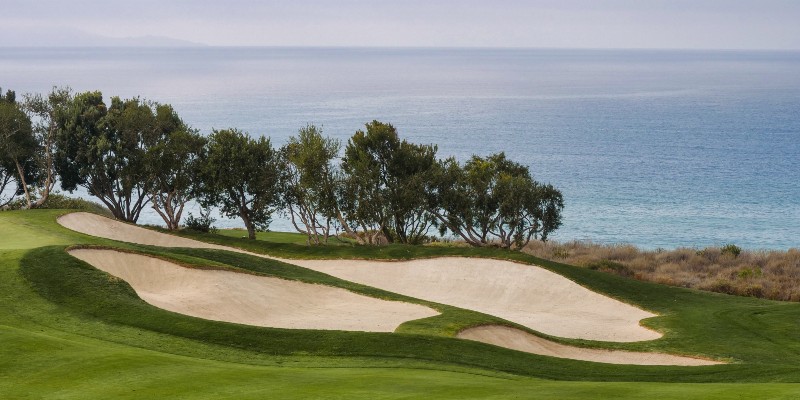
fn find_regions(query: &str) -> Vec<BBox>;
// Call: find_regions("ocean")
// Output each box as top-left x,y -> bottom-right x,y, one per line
2,47 -> 799,249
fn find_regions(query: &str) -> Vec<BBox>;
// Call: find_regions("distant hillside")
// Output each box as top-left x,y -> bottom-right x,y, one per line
0,26 -> 205,47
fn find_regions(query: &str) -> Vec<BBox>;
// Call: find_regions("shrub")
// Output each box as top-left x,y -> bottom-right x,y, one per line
721,243 -> 742,258
742,284 -> 764,298
3,192 -> 111,216
587,259 -> 633,278
737,266 -> 762,280
702,279 -> 736,295
697,248 -> 720,263
551,246 -> 570,259
184,209 -> 217,234
38,193 -> 110,214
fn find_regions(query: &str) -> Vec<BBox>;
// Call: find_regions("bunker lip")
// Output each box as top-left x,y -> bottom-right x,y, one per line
458,325 -> 723,366
67,248 -> 438,332
58,212 -> 661,343
57,212 -> 237,251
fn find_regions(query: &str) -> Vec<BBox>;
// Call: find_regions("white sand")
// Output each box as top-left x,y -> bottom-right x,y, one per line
291,258 -> 661,342
58,212 -> 235,250
58,212 -> 660,342
60,212 -> 719,365
68,248 -> 438,332
458,325 -> 721,366
58,212 -> 660,341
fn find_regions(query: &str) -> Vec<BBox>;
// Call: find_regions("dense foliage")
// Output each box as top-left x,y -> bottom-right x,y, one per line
281,124 -> 343,244
340,121 -> 438,245
0,87 -> 38,208
433,153 -> 564,248
149,128 -> 206,230
54,92 -> 189,222
197,128 -> 284,239
21,87 -> 73,208
2,86 -> 564,247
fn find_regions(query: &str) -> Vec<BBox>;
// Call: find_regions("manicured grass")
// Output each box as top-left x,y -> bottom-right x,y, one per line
6,320 -> 800,400
0,211 -> 74,250
4,209 -> 800,398
178,227 -> 538,260
216,228 -> 323,245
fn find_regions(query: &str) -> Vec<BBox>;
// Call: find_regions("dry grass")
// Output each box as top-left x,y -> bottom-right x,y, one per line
523,240 -> 800,301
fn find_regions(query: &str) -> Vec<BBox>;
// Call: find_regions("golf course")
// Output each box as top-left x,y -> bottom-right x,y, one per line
3,209 -> 800,398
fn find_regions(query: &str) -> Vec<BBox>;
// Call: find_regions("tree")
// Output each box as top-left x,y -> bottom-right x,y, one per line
22,86 -> 73,208
433,153 -> 564,248
0,88 -> 39,209
340,121 -> 438,244
0,89 -> 22,208
54,92 -> 181,222
281,124 -> 345,245
198,129 -> 283,240
148,114 -> 205,230
0,157 -> 15,208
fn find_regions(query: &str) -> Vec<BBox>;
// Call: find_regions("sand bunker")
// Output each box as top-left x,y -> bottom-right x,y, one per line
68,248 -> 438,332
291,258 -> 660,342
58,212 -> 235,251
58,212 -> 659,342
458,325 -> 721,366
57,212 -> 725,364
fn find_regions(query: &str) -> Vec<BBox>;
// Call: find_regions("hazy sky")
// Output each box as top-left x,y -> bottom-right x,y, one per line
2,0 -> 799,49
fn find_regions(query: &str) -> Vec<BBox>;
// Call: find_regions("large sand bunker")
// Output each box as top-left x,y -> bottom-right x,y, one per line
58,212 -> 658,342
68,248 -> 438,332
459,325 -> 721,366
58,212 -> 723,365
292,258 -> 660,342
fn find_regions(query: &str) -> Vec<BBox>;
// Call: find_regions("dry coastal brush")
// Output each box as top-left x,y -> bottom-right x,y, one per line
524,241 -> 800,301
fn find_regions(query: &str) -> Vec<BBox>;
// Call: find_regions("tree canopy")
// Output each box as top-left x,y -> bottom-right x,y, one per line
281,124 -> 343,244
7,86 -> 565,249
0,88 -> 39,209
54,92 -> 185,222
340,121 -> 438,244
148,119 -> 205,230
198,128 -> 284,240
22,86 -> 73,208
433,153 -> 563,248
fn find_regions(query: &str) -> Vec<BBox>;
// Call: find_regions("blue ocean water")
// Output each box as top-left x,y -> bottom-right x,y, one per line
2,47 -> 799,249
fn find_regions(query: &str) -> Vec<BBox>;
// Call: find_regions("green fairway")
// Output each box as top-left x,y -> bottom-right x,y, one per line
0,212 -> 73,250
3,210 -> 800,398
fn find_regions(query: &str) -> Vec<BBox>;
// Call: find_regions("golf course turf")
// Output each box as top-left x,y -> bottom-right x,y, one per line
3,209 -> 800,398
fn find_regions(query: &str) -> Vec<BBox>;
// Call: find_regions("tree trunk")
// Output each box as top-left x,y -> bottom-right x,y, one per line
246,223 -> 256,240
31,142 -> 55,208
240,209 -> 256,240
381,225 -> 394,244
337,209 -> 364,244
13,157 -> 32,209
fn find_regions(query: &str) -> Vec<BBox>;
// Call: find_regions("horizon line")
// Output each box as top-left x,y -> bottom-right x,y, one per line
2,44 -> 800,52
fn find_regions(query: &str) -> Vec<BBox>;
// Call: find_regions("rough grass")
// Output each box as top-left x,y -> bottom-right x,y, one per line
524,240 -> 800,301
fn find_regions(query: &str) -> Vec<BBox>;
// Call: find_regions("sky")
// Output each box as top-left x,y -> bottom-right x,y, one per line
1,0 -> 799,49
